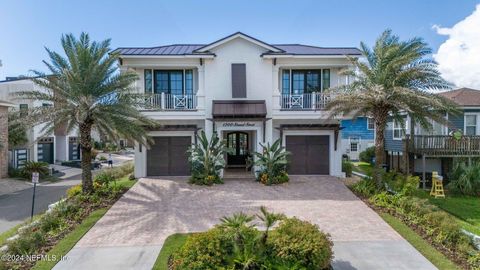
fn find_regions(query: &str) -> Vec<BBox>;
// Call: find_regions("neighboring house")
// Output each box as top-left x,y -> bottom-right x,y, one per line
114,32 -> 361,178
0,77 -> 82,168
0,99 -> 15,178
340,117 -> 375,160
385,87 -> 480,182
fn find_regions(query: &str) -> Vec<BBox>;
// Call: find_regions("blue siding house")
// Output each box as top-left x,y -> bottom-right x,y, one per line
384,88 -> 480,185
341,117 -> 375,160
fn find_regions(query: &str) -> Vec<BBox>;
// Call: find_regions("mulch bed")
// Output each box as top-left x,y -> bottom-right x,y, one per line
350,189 -> 471,269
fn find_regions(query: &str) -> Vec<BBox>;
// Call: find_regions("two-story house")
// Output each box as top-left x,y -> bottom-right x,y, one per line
341,117 -> 375,160
114,32 -> 361,178
385,88 -> 480,184
0,77 -> 82,168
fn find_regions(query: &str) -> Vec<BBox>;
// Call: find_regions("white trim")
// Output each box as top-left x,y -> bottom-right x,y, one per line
120,55 -> 215,59
195,33 -> 282,53
262,55 -> 354,59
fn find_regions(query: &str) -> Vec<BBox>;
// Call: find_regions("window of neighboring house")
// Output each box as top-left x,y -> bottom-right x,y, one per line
393,120 -> 405,140
282,69 -> 330,95
144,69 -> 153,93
367,117 -> 375,130
146,69 -> 194,95
465,115 -> 477,135
42,103 -> 52,107
19,104 -> 28,117
350,137 -> 359,152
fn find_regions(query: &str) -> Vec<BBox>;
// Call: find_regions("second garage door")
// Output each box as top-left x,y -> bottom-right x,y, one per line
286,135 -> 330,175
147,136 -> 191,176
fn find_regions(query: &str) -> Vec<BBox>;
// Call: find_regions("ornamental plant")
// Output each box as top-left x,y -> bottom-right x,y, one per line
254,139 -> 290,185
188,131 -> 227,185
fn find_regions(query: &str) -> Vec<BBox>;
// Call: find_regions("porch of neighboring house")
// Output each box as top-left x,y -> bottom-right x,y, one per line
390,134 -> 480,189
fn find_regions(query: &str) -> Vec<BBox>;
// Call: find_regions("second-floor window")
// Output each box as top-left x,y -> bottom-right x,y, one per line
144,69 -> 193,95
393,120 -> 405,140
367,117 -> 375,130
19,104 -> 28,117
281,69 -> 330,95
465,114 -> 477,135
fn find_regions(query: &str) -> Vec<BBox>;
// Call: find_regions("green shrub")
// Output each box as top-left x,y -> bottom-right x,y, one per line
8,230 -> 46,255
66,185 -> 82,198
349,178 -> 379,197
447,162 -> 480,196
359,146 -> 375,163
188,131 -> 226,186
171,228 -> 231,269
99,155 -> 107,161
254,139 -> 290,185
39,211 -> 66,234
95,171 -> 115,187
369,192 -> 401,209
268,217 -> 333,269
20,161 -> 50,179
342,160 -> 353,177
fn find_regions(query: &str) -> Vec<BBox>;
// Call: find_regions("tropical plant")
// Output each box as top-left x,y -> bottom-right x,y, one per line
342,160 -> 353,177
326,30 -> 457,186
188,131 -> 226,185
21,161 -> 49,179
14,33 -> 155,193
254,139 -> 290,185
359,146 -> 375,163
257,206 -> 285,245
447,162 -> 480,195
7,110 -> 28,148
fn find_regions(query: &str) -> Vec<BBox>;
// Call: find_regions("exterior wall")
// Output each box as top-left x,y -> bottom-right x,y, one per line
340,117 -> 374,160
0,106 -> 8,178
384,116 -> 408,153
414,158 -> 442,173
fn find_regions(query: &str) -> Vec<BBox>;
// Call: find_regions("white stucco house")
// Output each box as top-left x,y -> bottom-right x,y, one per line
0,77 -> 82,167
114,32 -> 361,178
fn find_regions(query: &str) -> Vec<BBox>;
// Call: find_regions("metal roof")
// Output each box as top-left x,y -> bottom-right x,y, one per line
212,100 -> 267,119
114,33 -> 361,56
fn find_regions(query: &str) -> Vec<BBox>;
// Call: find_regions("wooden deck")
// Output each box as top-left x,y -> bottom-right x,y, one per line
407,135 -> 480,157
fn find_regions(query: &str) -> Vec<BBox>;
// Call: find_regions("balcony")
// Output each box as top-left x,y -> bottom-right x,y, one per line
133,93 -> 198,111
280,93 -> 331,110
408,135 -> 480,156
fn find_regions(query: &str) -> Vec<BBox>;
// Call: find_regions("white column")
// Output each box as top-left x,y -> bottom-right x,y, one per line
161,92 -> 165,110
272,66 -> 281,110
196,65 -> 205,111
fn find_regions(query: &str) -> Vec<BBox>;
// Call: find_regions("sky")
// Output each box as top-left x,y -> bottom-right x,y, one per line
0,0 -> 479,88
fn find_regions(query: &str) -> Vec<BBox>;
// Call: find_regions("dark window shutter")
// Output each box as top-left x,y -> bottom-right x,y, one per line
232,64 -> 246,98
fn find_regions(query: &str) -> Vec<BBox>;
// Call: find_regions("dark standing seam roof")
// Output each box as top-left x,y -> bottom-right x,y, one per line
212,100 -> 267,118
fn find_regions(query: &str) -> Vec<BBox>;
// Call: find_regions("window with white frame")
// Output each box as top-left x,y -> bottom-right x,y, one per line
350,137 -> 359,152
367,118 -> 375,130
393,120 -> 405,140
465,115 -> 477,135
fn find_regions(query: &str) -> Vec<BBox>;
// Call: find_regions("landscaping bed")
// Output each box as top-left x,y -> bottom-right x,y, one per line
349,176 -> 480,270
0,163 -> 136,270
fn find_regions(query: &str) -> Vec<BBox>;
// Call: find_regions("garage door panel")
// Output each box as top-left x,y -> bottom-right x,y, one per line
169,137 -> 191,176
286,135 -> 329,175
147,136 -> 191,176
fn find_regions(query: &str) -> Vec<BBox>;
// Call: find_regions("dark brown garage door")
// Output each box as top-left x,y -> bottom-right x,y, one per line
286,135 -> 329,175
147,136 -> 191,176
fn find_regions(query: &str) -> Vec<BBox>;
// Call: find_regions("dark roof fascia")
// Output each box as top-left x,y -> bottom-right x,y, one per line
193,32 -> 285,53
118,53 -> 216,57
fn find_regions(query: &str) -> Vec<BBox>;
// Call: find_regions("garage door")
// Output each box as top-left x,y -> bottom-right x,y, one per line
285,135 -> 329,175
147,136 -> 191,176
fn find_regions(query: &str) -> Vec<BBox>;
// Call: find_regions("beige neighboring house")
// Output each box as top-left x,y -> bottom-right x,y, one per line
0,99 -> 15,178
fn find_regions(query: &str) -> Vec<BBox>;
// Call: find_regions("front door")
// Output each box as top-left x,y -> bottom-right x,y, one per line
227,132 -> 249,166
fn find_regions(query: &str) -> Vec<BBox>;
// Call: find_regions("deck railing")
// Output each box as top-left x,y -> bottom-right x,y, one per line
408,135 -> 480,156
132,93 -> 197,110
280,93 -> 331,110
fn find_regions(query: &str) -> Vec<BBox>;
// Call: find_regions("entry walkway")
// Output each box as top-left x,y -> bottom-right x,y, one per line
54,176 -> 437,270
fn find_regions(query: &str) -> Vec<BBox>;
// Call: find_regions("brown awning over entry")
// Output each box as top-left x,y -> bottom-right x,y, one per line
212,100 -> 267,119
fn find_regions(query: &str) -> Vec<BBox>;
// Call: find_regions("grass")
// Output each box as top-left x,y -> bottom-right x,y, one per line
413,190 -> 480,235
31,208 -> 108,270
352,161 -> 373,175
379,212 -> 461,270
152,233 -> 190,270
0,224 -> 22,247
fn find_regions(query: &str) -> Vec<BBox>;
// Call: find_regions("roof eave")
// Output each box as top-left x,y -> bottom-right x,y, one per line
261,54 -> 361,59
118,54 -> 216,59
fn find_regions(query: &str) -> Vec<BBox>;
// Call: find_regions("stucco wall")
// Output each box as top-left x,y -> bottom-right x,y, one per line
0,106 -> 8,178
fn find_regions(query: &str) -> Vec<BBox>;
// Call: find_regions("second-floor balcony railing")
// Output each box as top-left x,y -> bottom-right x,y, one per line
133,93 -> 198,110
280,93 -> 331,110
408,135 -> 480,156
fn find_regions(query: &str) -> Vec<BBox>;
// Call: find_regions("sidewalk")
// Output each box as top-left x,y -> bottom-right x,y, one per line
0,178 -> 31,197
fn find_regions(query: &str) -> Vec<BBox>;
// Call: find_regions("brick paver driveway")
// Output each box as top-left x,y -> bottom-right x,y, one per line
55,176 -> 436,270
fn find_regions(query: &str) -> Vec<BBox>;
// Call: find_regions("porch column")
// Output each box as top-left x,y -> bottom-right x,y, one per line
422,155 -> 426,189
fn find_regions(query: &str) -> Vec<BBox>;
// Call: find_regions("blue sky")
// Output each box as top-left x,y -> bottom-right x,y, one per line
0,0 -> 479,83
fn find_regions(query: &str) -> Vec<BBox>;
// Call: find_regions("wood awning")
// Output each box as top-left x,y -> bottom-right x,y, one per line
212,100 -> 267,119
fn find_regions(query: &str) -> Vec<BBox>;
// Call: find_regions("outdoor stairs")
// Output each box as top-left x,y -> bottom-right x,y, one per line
223,168 -> 256,181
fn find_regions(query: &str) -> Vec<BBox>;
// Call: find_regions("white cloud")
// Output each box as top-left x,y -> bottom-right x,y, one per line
433,4 -> 480,89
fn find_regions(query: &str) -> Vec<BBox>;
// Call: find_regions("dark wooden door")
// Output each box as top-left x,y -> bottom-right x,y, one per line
227,132 -> 249,166
38,142 -> 54,164
147,136 -> 191,176
286,135 -> 329,175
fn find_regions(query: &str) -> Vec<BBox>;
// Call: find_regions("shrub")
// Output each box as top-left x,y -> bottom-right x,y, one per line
342,160 -> 353,177
447,162 -> 480,195
349,178 -> 379,197
188,131 -> 226,186
8,229 -> 46,255
39,211 -> 66,234
254,139 -> 290,185
99,156 -> 107,161
129,173 -> 135,180
359,146 -> 375,163
67,185 -> 82,198
268,217 -> 333,269
171,228 -> 231,269
21,161 -> 50,179
95,171 -> 115,187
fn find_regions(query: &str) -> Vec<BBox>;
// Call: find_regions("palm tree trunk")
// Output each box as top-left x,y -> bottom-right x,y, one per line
79,122 -> 93,193
373,110 -> 388,187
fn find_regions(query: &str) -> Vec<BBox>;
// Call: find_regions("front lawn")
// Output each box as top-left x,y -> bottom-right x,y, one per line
152,233 -> 190,270
352,161 -> 373,175
413,190 -> 480,235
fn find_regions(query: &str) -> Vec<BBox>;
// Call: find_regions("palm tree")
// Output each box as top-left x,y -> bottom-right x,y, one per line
16,33 -> 156,193
326,30 -> 457,185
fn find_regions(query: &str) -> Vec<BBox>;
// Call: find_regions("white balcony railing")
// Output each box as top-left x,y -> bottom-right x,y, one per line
280,93 -> 331,110
133,93 -> 197,110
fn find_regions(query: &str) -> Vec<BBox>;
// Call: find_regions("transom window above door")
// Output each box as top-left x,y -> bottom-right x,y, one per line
282,69 -> 330,95
144,69 -> 193,95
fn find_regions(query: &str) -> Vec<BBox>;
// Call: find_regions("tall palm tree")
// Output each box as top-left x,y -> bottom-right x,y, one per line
16,33 -> 156,193
326,30 -> 457,185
